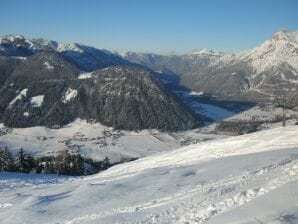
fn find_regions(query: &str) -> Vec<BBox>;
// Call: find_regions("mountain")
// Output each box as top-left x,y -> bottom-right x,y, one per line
0,125 -> 297,223
0,48 -> 199,131
0,34 -> 201,131
0,34 -> 36,57
120,50 -> 223,79
57,43 -> 132,71
0,34 -> 132,71
183,30 -> 298,100
76,66 -> 198,131
120,30 -> 298,101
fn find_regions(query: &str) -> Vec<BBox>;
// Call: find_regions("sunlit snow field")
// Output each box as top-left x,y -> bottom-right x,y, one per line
0,125 -> 297,224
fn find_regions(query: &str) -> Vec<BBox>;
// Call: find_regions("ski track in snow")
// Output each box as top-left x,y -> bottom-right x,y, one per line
63,154 -> 298,224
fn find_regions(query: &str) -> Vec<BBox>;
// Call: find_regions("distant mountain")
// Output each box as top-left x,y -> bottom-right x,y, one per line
183,30 -> 298,100
119,30 -> 298,101
57,43 -> 132,71
119,50 -> 223,78
0,34 -> 132,71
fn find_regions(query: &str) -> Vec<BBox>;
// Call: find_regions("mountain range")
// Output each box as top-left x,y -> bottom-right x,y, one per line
119,30 -> 298,101
0,34 -> 199,131
0,30 -> 297,131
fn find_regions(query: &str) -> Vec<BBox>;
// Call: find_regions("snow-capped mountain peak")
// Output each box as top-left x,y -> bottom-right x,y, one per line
0,34 -> 131,71
271,30 -> 298,42
0,34 -> 35,50
190,48 -> 224,56
57,43 -> 84,53
0,34 -> 25,44
237,30 -> 298,73
31,38 -> 59,50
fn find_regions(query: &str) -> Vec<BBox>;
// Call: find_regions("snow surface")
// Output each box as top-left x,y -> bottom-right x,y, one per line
57,43 -> 84,53
226,105 -> 298,122
0,126 -> 297,224
9,88 -> 28,106
174,91 -> 238,121
44,61 -> 54,70
190,101 -> 237,121
11,56 -> 27,60
78,72 -> 92,79
61,88 -> 78,103
0,119 -> 224,162
30,95 -> 44,107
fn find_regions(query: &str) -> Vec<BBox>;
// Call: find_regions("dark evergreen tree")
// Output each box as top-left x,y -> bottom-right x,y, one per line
103,156 -> 110,170
26,155 -> 36,173
15,147 -> 26,173
15,147 -> 34,173
0,146 -> 14,171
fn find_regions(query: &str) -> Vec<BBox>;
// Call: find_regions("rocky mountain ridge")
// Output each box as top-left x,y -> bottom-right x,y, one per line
119,30 -> 298,101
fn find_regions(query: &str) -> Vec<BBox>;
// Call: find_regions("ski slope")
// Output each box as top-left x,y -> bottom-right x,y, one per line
0,125 -> 297,224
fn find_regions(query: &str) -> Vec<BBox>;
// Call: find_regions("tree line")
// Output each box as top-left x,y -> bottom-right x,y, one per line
0,146 -> 136,176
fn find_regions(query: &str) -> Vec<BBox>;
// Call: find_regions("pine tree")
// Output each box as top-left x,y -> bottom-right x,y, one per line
15,147 -> 30,173
26,155 -> 36,173
103,156 -> 110,170
0,147 -> 14,171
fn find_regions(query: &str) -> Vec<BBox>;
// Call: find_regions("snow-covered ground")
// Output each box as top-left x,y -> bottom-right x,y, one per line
174,90 -> 297,123
9,88 -> 28,106
44,61 -> 54,70
0,119 -> 224,163
1,94 -> 297,163
190,101 -> 237,121
78,72 -> 92,79
61,88 -> 78,103
30,95 -> 44,107
226,104 -> 298,122
0,125 -> 297,224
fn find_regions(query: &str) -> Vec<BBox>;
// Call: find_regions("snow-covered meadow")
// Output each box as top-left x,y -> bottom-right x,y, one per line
0,125 -> 297,224
0,118 -> 226,163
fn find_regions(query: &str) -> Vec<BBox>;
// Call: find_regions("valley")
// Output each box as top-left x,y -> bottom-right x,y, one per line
0,25 -> 297,224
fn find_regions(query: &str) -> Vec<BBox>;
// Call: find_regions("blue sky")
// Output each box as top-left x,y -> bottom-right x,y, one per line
0,0 -> 297,54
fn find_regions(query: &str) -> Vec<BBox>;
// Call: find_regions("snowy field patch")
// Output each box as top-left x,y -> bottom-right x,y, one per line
78,72 -> 92,79
191,101 -> 237,121
30,95 -> 44,107
62,88 -> 78,103
44,61 -> 54,70
0,119 -> 224,162
9,88 -> 28,106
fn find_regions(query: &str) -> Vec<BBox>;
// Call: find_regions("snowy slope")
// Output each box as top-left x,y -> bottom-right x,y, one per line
0,119 -> 224,162
0,125 -> 297,224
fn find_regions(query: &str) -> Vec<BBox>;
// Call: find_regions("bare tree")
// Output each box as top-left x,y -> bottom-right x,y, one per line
275,92 -> 297,127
